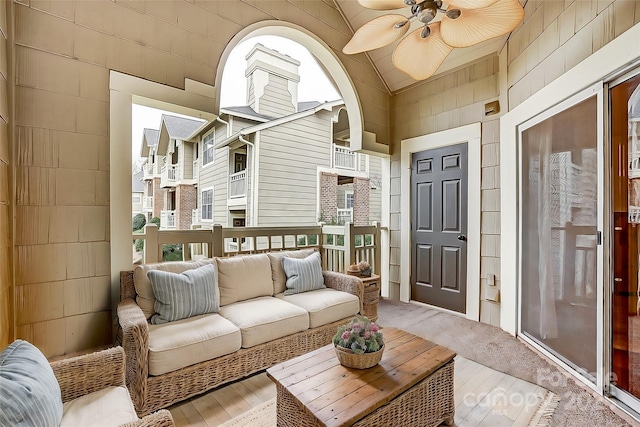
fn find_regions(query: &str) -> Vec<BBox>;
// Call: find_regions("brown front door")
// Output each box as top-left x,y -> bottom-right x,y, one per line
411,143 -> 467,313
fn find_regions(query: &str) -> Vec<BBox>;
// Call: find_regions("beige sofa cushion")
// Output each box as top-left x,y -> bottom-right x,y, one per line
133,259 -> 215,320
277,288 -> 360,328
148,313 -> 241,376
267,249 -> 317,295
216,254 -> 273,306
61,386 -> 138,427
219,297 -> 309,348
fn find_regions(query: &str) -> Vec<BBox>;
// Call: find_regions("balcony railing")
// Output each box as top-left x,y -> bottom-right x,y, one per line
161,164 -> 177,187
229,170 -> 247,198
143,162 -> 155,180
133,222 -> 381,277
337,208 -> 353,224
143,196 -> 153,212
160,210 -> 176,229
333,144 -> 357,170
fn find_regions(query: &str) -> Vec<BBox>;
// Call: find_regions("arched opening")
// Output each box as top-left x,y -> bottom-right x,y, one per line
213,21 -> 368,152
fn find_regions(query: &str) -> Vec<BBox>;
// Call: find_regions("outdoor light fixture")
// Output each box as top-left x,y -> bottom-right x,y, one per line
343,0 -> 524,81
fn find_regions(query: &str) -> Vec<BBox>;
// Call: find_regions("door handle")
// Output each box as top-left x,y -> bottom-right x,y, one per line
457,235 -> 467,241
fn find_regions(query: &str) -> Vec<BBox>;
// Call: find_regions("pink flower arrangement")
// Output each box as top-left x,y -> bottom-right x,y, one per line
333,316 -> 383,354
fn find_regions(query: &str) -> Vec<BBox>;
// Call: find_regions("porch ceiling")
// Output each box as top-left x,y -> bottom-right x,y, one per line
333,0 -> 516,93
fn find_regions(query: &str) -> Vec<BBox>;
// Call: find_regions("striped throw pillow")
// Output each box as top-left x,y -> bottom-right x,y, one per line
148,263 -> 219,324
282,252 -> 325,295
0,340 -> 63,427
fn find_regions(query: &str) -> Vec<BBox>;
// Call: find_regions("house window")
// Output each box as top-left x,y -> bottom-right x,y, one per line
201,189 -> 213,221
202,132 -> 215,165
345,192 -> 354,209
132,194 -> 141,204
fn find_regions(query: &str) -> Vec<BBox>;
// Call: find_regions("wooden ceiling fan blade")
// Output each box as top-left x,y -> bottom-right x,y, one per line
343,14 -> 410,54
440,0 -> 524,48
445,0 -> 499,9
358,0 -> 408,10
392,23 -> 453,81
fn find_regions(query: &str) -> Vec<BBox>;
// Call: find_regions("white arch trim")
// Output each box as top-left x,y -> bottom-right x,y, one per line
214,21 -> 386,155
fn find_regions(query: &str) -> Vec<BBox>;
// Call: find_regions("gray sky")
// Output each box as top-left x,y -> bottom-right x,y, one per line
132,35 -> 341,163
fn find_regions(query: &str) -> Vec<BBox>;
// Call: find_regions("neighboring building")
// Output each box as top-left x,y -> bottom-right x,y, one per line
188,43 -> 382,229
131,170 -> 144,218
139,116 -> 204,229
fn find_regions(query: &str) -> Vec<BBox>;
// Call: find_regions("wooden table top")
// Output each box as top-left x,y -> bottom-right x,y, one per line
266,327 -> 456,427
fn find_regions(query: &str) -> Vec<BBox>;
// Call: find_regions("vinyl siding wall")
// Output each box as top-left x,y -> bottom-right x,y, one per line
257,113 -> 331,226
257,74 -> 295,118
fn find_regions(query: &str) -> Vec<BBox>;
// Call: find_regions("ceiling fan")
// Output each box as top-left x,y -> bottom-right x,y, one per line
343,0 -> 524,81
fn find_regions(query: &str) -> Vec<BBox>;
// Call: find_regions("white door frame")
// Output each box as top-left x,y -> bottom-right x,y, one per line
400,123 -> 481,322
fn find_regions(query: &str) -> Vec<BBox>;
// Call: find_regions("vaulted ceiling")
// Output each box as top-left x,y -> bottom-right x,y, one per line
333,0 -> 515,93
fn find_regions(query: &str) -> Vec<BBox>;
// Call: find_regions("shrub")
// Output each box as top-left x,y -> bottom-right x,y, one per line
162,244 -> 183,261
149,216 -> 161,227
132,213 -> 146,231
134,239 -> 144,253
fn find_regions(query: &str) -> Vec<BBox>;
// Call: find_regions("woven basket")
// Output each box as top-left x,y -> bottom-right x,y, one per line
335,345 -> 384,369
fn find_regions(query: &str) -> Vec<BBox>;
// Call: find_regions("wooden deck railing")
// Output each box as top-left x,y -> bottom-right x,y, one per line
132,222 -> 381,275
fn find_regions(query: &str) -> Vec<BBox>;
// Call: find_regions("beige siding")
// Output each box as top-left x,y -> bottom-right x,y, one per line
368,155 -> 382,224
198,126 -> 229,227
257,74 -> 295,117
508,0 -> 640,108
257,115 -> 331,226
389,56 -> 500,323
180,141 -> 194,180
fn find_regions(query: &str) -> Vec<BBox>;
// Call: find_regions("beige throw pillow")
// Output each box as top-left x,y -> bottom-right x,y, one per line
216,254 -> 273,306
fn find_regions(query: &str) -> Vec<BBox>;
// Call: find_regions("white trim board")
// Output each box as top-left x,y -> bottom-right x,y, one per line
400,122 -> 482,322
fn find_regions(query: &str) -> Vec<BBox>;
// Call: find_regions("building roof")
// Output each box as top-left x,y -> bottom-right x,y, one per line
156,114 -> 206,155
217,99 -> 344,149
143,129 -> 159,147
221,101 -> 326,122
161,114 -> 206,140
132,170 -> 145,193
140,128 -> 159,157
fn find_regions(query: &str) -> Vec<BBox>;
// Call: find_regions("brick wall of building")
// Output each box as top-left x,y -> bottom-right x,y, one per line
176,185 -> 197,230
152,178 -> 165,219
353,177 -> 370,226
319,172 -> 338,223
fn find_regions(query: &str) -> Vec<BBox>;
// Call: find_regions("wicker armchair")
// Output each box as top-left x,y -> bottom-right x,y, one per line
50,346 -> 174,427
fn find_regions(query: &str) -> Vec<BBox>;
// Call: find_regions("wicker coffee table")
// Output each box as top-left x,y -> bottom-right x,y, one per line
266,327 -> 455,427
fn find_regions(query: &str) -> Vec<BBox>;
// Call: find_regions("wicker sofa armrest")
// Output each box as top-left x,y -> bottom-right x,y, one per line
50,346 -> 125,404
120,409 -> 175,427
323,271 -> 364,312
117,298 -> 150,414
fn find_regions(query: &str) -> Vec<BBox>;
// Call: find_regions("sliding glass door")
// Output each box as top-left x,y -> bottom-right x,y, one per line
519,89 -> 602,386
609,71 -> 640,410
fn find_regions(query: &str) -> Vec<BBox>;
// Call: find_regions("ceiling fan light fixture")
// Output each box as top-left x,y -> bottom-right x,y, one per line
440,0 -> 525,48
445,9 -> 461,19
415,1 -> 438,23
392,22 -> 453,81
342,14 -> 411,54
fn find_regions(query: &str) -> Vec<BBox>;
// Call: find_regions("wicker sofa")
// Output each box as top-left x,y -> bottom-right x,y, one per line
118,249 -> 364,416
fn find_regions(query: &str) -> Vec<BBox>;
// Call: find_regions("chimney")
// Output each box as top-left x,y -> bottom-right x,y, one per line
245,43 -> 300,118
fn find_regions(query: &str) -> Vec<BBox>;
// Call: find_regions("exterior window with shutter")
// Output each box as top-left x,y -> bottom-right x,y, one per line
202,131 -> 215,165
